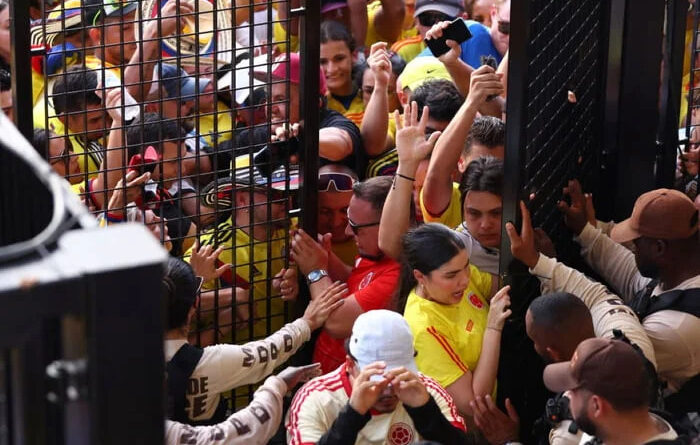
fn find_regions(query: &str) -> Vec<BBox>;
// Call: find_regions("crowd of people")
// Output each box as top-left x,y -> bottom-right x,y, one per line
1,0 -> 699,443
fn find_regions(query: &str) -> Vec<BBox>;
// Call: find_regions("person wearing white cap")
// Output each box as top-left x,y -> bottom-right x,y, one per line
286,310 -> 474,445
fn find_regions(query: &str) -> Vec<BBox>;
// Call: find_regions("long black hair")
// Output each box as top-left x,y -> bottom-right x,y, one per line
397,223 -> 466,311
163,257 -> 198,331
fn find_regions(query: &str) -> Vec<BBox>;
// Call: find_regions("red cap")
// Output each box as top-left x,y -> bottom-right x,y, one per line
270,52 -> 327,96
610,188 -> 699,243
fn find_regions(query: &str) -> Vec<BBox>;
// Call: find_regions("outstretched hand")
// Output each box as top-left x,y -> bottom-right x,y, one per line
505,201 -> 540,268
425,20 -> 462,65
302,281 -> 347,331
394,101 -> 441,168
557,179 -> 590,235
189,239 -> 232,283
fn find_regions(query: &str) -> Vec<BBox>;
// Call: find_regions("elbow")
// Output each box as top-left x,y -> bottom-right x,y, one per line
323,319 -> 350,339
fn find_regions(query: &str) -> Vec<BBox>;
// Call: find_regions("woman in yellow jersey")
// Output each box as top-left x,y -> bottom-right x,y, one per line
400,223 -> 512,420
320,20 -> 366,128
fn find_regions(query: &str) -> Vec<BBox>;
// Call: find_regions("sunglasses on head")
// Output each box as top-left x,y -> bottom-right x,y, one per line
319,172 -> 355,192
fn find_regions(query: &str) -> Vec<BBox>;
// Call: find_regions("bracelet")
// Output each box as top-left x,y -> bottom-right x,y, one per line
486,326 -> 502,332
396,173 -> 415,182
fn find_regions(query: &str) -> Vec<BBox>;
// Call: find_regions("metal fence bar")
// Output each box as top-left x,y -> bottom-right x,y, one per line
8,0 -> 33,141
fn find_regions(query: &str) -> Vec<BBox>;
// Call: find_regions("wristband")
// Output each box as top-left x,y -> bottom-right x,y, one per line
396,173 -> 415,182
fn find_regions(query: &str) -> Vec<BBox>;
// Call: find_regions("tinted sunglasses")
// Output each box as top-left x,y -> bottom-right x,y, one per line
497,19 -> 510,35
418,11 -> 452,27
319,172 -> 355,192
347,215 -> 380,234
49,141 -> 74,170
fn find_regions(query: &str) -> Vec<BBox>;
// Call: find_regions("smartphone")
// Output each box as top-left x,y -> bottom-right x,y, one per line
425,18 -> 472,58
481,55 -> 499,102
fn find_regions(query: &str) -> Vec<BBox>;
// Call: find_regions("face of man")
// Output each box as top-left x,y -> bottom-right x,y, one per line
157,141 -> 186,188
632,237 -> 661,278
268,82 -> 299,132
64,103 -> 110,141
1,89 -> 13,123
471,0 -> 493,26
98,11 -> 137,65
320,40 -> 354,96
348,361 -> 400,413
460,142 -> 505,173
489,0 -> 510,56
566,388 -> 598,437
361,69 -> 400,112
319,190 -> 353,242
345,195 -> 382,259
462,190 -> 503,248
49,136 -> 81,183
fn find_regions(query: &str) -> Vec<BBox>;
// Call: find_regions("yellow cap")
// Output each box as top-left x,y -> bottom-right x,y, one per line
397,56 -> 453,92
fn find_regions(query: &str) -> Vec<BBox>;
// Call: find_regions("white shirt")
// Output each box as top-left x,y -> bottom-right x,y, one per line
578,413 -> 677,444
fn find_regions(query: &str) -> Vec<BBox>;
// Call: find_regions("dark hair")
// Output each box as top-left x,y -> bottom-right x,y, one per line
126,112 -> 184,159
397,223 -> 466,310
0,69 -> 10,92
164,258 -> 198,331
320,20 -> 356,53
528,292 -> 593,340
32,129 -> 51,159
52,67 -> 101,115
463,116 -> 505,157
459,156 -> 504,209
411,79 -> 463,122
352,175 -> 393,213
354,52 -> 407,92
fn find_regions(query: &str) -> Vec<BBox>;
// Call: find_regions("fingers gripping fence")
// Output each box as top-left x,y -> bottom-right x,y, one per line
8,0 -> 319,432
500,0 -> 607,440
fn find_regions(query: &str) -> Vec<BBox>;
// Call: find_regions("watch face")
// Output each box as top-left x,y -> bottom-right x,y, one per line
308,270 -> 326,282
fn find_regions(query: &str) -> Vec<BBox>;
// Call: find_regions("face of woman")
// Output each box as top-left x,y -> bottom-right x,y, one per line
416,248 -> 471,305
320,39 -> 354,95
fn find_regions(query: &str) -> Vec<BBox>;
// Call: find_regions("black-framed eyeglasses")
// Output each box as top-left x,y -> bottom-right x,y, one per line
319,172 -> 355,192
347,216 -> 380,234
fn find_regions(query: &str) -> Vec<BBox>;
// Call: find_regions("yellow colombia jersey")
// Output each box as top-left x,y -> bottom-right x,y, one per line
419,181 -> 462,229
403,264 -> 493,388
327,90 -> 365,128
391,35 -> 426,64
187,216 -> 291,340
273,20 -> 299,54
197,101 -> 234,148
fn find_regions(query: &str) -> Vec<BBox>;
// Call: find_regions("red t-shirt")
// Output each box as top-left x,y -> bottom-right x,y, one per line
313,255 -> 400,373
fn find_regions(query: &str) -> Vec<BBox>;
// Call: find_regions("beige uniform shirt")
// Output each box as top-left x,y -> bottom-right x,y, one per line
165,376 -> 287,445
575,223 -> 700,392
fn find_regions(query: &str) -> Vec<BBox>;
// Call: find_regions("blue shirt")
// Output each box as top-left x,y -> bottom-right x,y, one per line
418,20 -> 502,69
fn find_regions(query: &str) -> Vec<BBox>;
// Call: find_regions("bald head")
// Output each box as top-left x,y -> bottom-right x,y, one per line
526,292 -> 595,363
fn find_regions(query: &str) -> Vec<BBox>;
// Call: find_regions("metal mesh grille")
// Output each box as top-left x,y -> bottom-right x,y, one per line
25,0 -> 308,418
682,2 -> 700,201
524,0 -> 603,250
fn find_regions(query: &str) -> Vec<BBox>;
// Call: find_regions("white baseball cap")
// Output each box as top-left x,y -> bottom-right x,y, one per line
348,310 -> 418,380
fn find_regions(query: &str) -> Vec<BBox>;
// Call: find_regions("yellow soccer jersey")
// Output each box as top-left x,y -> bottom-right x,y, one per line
391,35 -> 426,64
419,182 -> 462,230
273,20 -> 300,53
286,363 -> 466,445
403,264 -> 492,388
365,1 -> 419,48
188,217 -> 290,340
197,101 -> 234,148
327,91 -> 365,128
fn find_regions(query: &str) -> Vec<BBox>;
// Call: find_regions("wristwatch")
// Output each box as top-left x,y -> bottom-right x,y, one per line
306,269 -> 329,285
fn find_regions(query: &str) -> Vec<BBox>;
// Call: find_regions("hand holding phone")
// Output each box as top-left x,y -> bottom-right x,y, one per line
425,18 -> 472,58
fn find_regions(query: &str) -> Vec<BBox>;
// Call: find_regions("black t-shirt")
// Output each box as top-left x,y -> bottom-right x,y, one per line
211,109 -> 366,179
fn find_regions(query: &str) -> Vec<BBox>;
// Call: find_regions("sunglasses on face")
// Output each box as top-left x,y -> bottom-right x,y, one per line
347,215 -> 380,234
497,18 -> 510,35
319,172 -> 355,192
418,11 -> 452,27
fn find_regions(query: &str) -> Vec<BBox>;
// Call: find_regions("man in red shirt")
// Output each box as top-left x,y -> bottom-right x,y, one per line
292,175 -> 401,373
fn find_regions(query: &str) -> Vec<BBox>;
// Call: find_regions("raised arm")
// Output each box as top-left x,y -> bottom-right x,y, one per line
371,0 -> 406,45
360,42 -> 393,157
424,21 -> 473,97
422,65 -> 503,217
124,0 -> 194,102
378,102 -> 440,259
